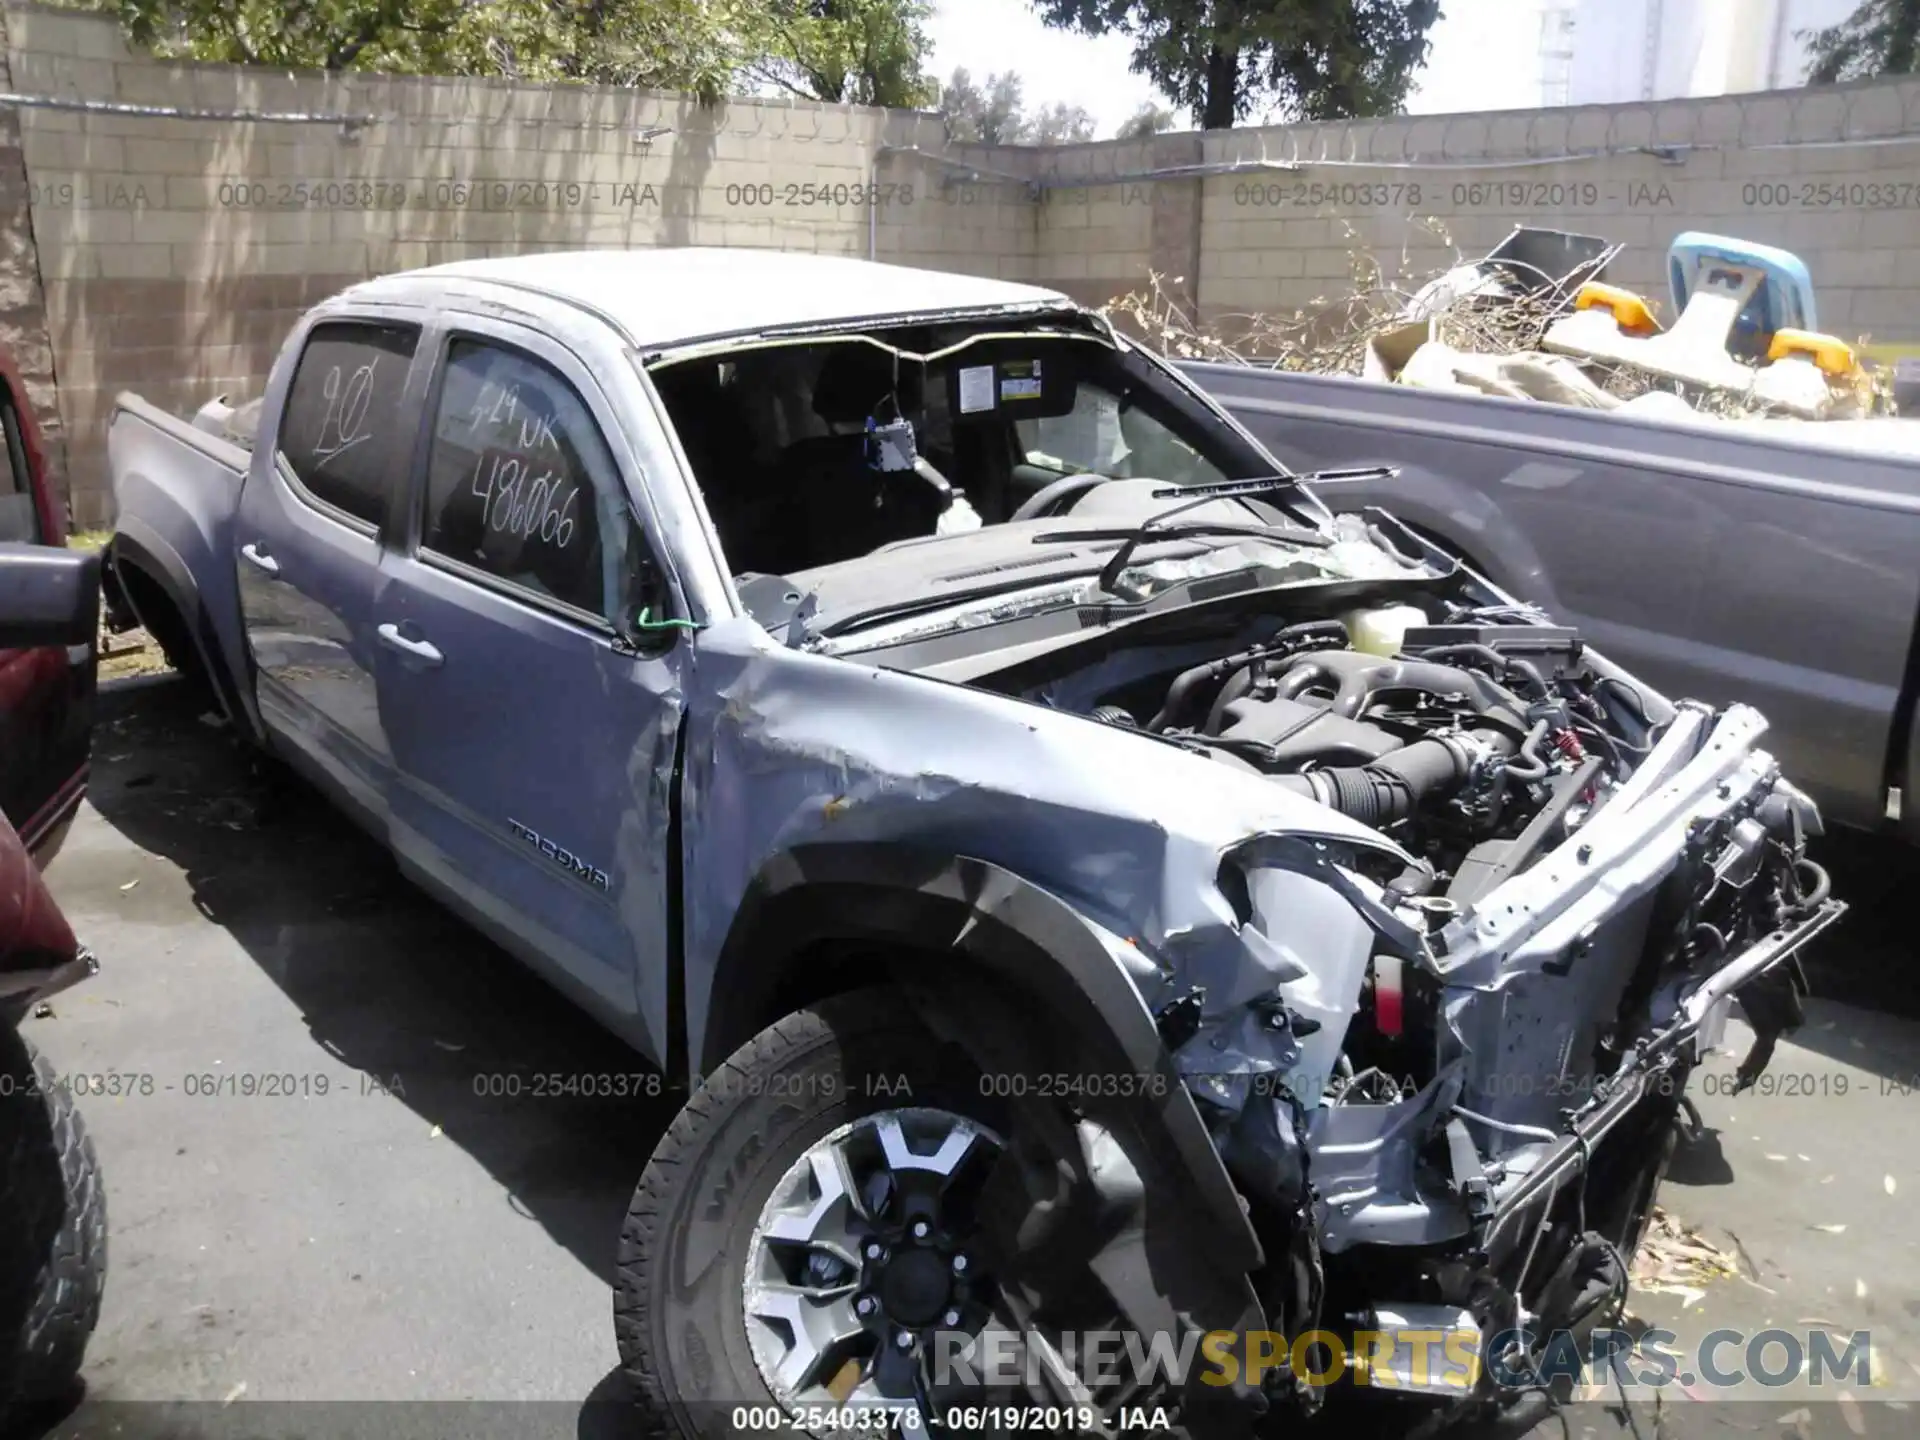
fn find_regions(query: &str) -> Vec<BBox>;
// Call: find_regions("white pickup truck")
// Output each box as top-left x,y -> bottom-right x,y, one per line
101,248 -> 1839,1438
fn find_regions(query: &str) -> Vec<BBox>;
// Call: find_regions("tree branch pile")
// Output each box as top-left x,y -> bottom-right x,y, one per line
1097,222 -> 1900,420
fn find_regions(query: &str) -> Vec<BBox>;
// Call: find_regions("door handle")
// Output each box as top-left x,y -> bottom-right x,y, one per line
377,623 -> 443,667
239,542 -> 279,576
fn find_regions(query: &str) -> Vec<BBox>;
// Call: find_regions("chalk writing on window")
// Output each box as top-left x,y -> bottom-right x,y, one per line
311,358 -> 379,468
277,323 -> 420,528
468,448 -> 579,549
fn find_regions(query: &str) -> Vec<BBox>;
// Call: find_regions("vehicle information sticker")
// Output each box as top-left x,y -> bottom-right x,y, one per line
958,364 -> 996,413
1000,358 -> 1044,401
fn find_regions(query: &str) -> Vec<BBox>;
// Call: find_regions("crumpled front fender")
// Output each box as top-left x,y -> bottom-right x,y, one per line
706,841 -> 1275,1430
706,841 -> 1264,1272
680,615 -> 1401,1066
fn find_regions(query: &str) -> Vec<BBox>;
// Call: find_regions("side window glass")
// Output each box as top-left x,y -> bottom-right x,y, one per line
0,396 -> 37,544
420,338 -> 634,622
276,322 -> 420,529
1014,385 -> 1226,488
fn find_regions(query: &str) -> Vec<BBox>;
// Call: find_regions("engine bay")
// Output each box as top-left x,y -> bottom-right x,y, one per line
989,591 -> 1844,1427
1060,603 -> 1645,902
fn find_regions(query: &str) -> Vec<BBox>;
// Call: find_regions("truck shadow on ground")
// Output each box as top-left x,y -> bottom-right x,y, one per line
83,680 -> 679,1290
75,681 -> 1920,1440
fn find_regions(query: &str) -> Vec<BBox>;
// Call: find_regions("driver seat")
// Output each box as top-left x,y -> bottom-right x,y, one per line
769,347 -> 947,571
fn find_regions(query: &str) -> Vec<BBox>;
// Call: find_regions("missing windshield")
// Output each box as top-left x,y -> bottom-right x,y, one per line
642,315 -> 1290,585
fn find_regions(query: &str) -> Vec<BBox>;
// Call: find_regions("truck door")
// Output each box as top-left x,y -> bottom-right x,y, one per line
0,366 -> 94,858
235,314 -> 428,832
372,319 -> 683,1055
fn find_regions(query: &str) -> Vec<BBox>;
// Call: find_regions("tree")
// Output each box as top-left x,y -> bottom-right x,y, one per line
937,68 -> 1096,144
1028,100 -> 1098,143
1115,99 -> 1176,138
1803,0 -> 1920,83
99,0 -> 469,72
80,0 -> 934,105
938,66 -> 1028,143
747,0 -> 937,108
1033,0 -> 1442,130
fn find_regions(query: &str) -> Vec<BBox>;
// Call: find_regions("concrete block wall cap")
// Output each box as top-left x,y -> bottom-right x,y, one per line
0,91 -> 381,127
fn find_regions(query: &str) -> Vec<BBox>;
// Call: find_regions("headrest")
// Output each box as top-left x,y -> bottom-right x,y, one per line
811,343 -> 918,425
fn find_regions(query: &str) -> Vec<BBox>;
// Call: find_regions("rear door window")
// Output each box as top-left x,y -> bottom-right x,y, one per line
417,337 -> 633,622
276,322 -> 421,529
0,391 -> 38,544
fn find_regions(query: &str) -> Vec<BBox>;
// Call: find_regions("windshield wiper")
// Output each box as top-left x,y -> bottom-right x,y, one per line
786,468 -> 1399,644
1034,468 -> 1394,597
1033,519 -> 1332,598
1145,468 -> 1397,503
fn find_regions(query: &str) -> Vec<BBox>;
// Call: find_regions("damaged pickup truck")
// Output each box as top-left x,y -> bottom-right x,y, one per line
101,249 -> 1841,1438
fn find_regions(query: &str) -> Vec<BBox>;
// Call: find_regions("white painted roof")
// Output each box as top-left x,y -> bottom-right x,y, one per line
359,248 -> 1075,349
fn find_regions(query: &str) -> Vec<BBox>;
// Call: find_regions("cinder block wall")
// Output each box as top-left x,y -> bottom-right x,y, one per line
5,0 -> 1919,524
1175,87 -> 1920,339
905,80 -> 1920,345
0,8 -> 61,513
4,3 -> 1037,525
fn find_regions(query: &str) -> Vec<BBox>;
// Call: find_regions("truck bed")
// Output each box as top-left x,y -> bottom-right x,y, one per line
104,392 -> 254,729
1185,362 -> 1920,836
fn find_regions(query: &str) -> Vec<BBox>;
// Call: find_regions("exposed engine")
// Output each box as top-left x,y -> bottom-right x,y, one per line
1086,607 -> 1643,900
1056,599 -> 1841,1430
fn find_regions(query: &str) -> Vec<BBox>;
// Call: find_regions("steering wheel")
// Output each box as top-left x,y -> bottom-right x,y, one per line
1008,472 -> 1111,522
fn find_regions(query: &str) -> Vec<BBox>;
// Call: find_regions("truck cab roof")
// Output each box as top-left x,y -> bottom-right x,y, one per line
339,248 -> 1077,353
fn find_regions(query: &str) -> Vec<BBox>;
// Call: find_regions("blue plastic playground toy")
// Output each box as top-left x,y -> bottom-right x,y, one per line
1668,232 -> 1818,360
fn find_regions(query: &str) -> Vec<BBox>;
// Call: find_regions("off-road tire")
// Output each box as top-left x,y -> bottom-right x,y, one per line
0,1021 -> 106,1427
612,988 -> 1001,1439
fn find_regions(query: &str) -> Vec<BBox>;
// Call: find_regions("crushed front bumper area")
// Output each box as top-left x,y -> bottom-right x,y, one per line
1115,699 -> 1843,1427
1482,895 -> 1844,1253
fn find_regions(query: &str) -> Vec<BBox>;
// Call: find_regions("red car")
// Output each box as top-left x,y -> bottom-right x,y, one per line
0,355 -> 92,863
0,349 -> 104,1426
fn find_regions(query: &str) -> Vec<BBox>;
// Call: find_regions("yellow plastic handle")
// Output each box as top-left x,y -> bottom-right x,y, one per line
1574,282 -> 1659,335
1766,328 -> 1857,377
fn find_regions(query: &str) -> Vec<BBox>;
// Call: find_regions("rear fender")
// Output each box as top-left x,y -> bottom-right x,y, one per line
109,520 -> 261,742
1347,470 -> 1561,611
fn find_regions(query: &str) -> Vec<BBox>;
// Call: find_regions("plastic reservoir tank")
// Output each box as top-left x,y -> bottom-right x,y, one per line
1344,605 -> 1428,657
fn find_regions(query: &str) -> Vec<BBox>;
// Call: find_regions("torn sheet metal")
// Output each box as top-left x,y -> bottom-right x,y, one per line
676,614 -> 1412,1080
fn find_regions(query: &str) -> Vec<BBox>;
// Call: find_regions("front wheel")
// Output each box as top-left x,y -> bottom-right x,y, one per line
0,1021 -> 107,1426
616,989 -> 1092,1437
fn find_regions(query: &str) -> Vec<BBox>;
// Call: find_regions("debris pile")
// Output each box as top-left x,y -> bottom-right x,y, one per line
1631,1206 -> 1743,1308
1101,223 -> 1905,433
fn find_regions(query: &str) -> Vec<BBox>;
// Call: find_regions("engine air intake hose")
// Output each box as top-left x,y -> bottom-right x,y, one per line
1276,731 -> 1515,827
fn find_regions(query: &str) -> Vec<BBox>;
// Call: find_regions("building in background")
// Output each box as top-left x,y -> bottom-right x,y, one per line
1540,0 -> 1579,105
1565,0 -> 1859,104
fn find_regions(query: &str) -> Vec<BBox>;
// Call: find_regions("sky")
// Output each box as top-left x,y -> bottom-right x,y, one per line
923,0 -> 1548,139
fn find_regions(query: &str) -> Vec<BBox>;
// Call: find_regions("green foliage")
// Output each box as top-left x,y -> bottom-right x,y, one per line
938,67 -> 1095,144
1114,99 -> 1176,139
74,0 -> 934,107
749,0 -> 937,108
1028,100 -> 1098,143
1034,0 -> 1442,129
938,68 -> 1029,144
1803,0 -> 1920,83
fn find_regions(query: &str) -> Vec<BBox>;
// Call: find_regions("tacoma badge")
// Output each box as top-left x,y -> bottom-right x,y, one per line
507,819 -> 611,891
